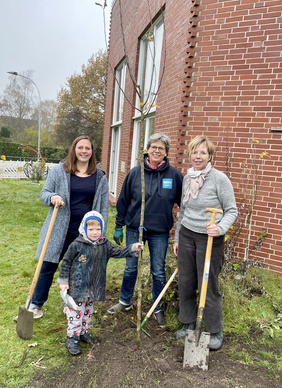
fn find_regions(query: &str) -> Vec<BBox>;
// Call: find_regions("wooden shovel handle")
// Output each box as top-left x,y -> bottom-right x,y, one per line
198,207 -> 223,310
143,268 -> 178,321
25,204 -> 63,309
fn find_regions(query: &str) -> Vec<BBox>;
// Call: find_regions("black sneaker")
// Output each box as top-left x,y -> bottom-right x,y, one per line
80,332 -> 98,345
154,310 -> 166,326
65,336 -> 81,356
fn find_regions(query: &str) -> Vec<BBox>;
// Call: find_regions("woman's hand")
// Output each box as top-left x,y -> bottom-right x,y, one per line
207,223 -> 219,237
51,195 -> 63,207
173,242 -> 178,256
59,284 -> 69,292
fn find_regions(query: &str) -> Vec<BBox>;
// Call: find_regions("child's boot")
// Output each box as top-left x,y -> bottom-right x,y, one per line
80,331 -> 98,345
65,335 -> 81,356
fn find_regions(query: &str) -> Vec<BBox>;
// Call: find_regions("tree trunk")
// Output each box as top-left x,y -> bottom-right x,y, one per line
136,109 -> 145,346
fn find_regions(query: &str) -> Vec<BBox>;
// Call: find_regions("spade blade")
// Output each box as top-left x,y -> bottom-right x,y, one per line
183,329 -> 210,370
16,306 -> 34,340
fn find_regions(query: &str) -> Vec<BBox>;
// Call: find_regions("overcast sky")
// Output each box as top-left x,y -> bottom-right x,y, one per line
0,0 -> 111,101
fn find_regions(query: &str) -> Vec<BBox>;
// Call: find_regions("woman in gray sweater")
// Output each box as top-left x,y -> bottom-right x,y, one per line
173,135 -> 237,350
29,136 -> 109,319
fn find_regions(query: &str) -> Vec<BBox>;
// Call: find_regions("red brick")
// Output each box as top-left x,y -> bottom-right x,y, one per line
102,0 -> 282,275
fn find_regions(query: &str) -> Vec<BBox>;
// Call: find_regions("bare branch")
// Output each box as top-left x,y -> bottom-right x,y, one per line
118,0 -> 139,95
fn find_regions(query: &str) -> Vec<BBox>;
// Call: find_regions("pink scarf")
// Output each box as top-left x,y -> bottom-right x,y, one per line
183,162 -> 212,203
146,157 -> 165,170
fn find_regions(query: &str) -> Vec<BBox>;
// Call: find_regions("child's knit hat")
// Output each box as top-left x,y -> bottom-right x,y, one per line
79,210 -> 104,243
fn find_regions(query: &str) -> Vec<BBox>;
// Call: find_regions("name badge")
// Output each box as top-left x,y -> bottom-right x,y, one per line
163,178 -> 172,189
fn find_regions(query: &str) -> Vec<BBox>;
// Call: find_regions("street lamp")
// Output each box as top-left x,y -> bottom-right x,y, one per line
7,71 -> 41,161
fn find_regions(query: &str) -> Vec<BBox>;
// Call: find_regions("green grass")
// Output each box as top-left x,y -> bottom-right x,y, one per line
0,180 -> 281,387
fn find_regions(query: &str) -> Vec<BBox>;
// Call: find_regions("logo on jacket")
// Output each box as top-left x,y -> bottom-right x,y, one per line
162,178 -> 173,189
78,255 -> 86,262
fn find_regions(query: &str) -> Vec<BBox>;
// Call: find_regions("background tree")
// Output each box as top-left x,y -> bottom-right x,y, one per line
32,100 -> 57,133
0,72 -> 57,147
54,49 -> 107,161
0,125 -> 11,139
23,125 -> 58,148
0,70 -> 35,134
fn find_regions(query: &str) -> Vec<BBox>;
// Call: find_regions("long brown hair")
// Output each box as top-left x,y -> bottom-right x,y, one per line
63,136 -> 97,175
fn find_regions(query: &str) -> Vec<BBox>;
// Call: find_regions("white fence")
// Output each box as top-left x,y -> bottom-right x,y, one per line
0,160 -> 57,180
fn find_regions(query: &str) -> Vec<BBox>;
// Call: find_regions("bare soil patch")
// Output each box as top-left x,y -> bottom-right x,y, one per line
30,304 -> 281,388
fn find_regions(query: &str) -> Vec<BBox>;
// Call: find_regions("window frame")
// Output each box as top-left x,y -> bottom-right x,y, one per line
130,113 -> 155,168
135,15 -> 164,117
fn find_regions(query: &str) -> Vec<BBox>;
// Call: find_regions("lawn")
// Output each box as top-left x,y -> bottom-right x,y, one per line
0,179 -> 281,387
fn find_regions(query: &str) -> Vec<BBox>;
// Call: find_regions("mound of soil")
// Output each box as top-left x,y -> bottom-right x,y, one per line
31,305 -> 281,388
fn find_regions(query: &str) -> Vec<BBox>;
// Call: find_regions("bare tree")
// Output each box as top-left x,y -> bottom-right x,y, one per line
0,70 -> 36,132
97,0 -> 166,345
32,100 -> 57,133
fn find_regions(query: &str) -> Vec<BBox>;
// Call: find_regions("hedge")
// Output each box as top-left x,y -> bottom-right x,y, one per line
0,141 -> 68,162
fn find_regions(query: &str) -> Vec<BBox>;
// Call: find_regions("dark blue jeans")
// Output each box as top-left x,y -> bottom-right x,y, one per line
120,227 -> 169,312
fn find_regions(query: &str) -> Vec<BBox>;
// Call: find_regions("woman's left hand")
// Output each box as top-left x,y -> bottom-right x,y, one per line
207,223 -> 219,237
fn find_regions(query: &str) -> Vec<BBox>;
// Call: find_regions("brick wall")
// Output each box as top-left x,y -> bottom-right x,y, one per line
180,0 -> 282,275
102,0 -> 282,275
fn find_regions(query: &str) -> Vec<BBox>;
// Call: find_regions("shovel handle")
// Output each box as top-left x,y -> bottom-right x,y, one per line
25,204 -> 63,309
198,208 -> 223,312
141,268 -> 178,329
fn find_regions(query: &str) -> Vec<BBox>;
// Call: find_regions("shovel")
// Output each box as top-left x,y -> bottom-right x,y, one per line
60,289 -> 78,311
183,207 -> 223,370
141,268 -> 178,337
16,204 -> 62,340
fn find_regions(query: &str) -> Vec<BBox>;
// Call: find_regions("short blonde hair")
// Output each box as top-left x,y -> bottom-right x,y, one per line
187,135 -> 215,158
86,219 -> 101,227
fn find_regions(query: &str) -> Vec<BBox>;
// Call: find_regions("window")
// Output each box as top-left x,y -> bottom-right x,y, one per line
136,16 -> 164,111
109,127 -> 121,196
113,61 -> 126,125
131,115 -> 155,168
131,15 -> 164,167
109,60 -> 126,196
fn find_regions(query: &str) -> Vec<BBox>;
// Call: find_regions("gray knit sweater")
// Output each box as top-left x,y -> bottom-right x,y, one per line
35,163 -> 109,263
175,167 -> 237,242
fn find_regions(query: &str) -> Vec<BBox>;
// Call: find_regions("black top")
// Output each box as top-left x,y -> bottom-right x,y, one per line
68,173 -> 97,235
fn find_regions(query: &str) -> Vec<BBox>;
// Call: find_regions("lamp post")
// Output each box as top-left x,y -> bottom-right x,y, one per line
7,71 -> 41,161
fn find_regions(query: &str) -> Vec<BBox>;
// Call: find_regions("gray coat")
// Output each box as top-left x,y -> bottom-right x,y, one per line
35,163 -> 109,263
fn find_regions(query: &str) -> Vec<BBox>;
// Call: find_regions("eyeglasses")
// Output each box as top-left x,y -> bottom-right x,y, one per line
150,145 -> 166,152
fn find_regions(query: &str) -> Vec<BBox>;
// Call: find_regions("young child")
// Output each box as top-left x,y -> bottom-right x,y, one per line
57,210 -> 143,356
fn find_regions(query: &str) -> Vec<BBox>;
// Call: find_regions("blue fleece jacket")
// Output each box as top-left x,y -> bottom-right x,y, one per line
116,155 -> 183,233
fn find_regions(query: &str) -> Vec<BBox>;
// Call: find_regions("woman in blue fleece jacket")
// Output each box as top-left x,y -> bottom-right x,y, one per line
108,133 -> 183,326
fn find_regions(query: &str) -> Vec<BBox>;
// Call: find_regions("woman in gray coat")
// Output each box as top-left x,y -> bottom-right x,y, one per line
174,135 -> 237,350
29,136 -> 109,318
